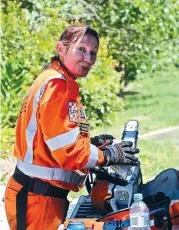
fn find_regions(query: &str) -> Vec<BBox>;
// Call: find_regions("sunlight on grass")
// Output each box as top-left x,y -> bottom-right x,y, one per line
92,67 -> 179,137
139,139 -> 179,182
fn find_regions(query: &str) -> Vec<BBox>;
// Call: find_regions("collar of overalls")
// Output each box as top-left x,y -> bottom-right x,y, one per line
50,60 -> 79,95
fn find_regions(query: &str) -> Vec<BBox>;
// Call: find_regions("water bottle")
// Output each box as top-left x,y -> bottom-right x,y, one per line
130,193 -> 150,230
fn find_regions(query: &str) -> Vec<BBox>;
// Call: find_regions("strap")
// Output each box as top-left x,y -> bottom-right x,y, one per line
13,167 -> 69,230
13,167 -> 69,198
16,186 -> 28,230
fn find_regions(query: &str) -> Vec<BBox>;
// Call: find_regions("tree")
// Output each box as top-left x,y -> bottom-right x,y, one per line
59,0 -> 179,84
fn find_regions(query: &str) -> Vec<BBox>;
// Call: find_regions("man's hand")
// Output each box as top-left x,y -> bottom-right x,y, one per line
102,141 -> 139,166
90,134 -> 115,148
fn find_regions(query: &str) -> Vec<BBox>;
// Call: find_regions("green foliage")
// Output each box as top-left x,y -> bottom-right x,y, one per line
1,61 -> 28,127
79,38 -> 123,128
139,139 -> 179,182
0,126 -> 15,158
1,1 -> 32,127
60,0 -> 179,83
1,1 -> 67,128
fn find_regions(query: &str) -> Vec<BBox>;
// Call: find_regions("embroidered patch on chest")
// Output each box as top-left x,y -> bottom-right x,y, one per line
68,101 -> 78,123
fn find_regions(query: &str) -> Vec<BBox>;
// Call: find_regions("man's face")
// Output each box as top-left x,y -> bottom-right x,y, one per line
62,34 -> 99,78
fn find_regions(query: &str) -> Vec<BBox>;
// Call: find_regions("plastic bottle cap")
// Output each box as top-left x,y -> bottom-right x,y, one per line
134,193 -> 143,201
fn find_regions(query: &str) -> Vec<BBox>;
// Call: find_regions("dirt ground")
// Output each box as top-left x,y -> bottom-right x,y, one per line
0,156 -> 16,230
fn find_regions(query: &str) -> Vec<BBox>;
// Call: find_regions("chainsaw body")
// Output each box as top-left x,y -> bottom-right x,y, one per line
62,120 -> 179,230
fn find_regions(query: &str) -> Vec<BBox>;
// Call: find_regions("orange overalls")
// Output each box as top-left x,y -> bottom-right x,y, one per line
5,61 -> 105,230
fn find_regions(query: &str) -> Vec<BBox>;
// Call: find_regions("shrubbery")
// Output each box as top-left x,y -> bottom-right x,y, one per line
61,0 -> 179,83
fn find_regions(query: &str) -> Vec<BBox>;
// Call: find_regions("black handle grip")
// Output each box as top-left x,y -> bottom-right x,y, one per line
90,168 -> 128,186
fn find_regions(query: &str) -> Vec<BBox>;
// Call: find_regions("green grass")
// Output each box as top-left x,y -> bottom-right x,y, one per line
139,139 -> 179,182
92,67 -> 179,138
91,66 -> 179,181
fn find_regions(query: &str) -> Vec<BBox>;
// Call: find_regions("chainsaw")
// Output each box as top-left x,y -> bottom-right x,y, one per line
61,120 -> 179,230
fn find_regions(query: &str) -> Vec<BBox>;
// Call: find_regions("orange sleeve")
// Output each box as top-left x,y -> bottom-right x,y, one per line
38,79 -> 104,170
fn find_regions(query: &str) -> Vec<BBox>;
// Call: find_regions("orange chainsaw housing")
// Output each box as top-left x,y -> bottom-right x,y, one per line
64,208 -> 169,230
91,179 -> 113,213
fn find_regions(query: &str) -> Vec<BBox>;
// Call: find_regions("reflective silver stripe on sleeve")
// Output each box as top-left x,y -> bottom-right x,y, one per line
83,144 -> 99,168
17,158 -> 87,184
24,74 -> 66,163
45,127 -> 80,151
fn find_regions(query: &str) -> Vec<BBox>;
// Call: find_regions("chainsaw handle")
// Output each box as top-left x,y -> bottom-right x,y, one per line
90,167 -> 128,186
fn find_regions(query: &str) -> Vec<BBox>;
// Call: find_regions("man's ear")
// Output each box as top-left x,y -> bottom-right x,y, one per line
56,41 -> 66,59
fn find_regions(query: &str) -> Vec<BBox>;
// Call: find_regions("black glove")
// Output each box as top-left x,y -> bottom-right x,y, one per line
91,134 -> 115,148
102,141 -> 139,166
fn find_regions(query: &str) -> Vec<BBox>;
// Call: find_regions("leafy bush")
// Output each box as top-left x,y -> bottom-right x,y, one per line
1,61 -> 28,127
1,2 -> 31,127
0,126 -> 15,158
1,1 -> 66,128
60,0 -> 179,83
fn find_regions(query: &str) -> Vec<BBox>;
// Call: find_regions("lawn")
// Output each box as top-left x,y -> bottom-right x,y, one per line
92,66 -> 179,137
91,66 -> 179,181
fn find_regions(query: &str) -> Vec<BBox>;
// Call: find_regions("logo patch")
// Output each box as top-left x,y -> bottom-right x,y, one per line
68,101 -> 78,123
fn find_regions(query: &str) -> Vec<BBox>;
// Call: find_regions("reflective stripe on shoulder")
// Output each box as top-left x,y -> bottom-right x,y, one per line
83,144 -> 99,168
45,127 -> 80,151
17,158 -> 87,185
24,74 -> 66,163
